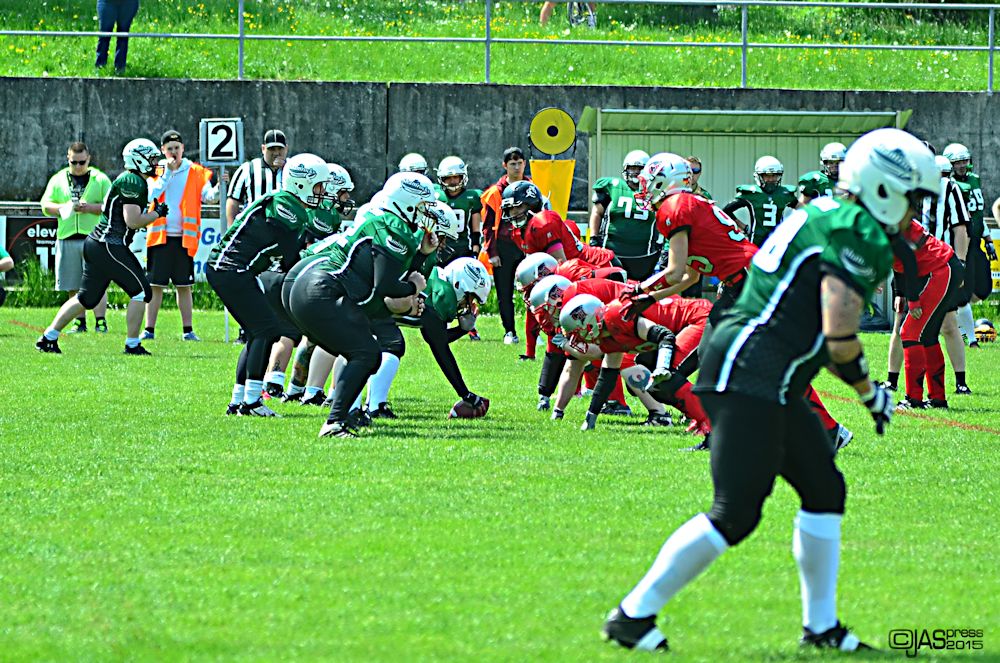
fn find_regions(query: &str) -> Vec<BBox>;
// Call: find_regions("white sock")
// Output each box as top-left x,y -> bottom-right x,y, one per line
793,510 -> 842,634
230,383 -> 245,406
264,370 -> 285,387
304,385 -> 323,399
244,379 -> 264,404
620,513 -> 729,619
365,353 -> 400,409
125,337 -> 140,348
957,304 -> 976,344
286,383 -> 304,396
44,328 -> 61,341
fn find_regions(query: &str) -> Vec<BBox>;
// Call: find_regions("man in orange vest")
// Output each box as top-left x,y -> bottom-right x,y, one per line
143,129 -> 224,341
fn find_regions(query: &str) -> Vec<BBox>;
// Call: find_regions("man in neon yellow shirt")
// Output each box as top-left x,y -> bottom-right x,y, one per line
40,141 -> 112,332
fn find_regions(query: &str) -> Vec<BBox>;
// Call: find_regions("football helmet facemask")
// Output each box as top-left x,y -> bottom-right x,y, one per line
635,152 -> 692,210
622,149 -> 651,189
437,156 -> 468,193
122,138 -> 161,177
753,155 -> 784,194
559,294 -> 606,343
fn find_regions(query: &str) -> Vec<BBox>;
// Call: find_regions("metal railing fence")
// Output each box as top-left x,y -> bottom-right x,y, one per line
1,0 -> 998,91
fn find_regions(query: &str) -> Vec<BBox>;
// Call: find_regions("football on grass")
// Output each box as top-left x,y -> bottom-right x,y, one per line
448,397 -> 490,419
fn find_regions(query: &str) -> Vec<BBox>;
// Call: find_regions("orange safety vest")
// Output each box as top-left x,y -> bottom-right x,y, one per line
147,163 -> 213,257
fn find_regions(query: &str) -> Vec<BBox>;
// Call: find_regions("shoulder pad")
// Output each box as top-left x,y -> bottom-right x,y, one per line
593,177 -> 614,191
735,185 -> 759,195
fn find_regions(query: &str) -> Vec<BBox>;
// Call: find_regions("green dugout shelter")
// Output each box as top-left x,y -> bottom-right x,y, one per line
578,107 -> 911,204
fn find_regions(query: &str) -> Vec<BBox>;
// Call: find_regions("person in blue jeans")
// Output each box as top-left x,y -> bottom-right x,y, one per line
95,0 -> 140,74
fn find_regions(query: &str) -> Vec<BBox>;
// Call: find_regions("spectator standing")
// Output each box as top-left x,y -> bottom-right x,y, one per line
142,130 -> 222,342
40,141 -> 113,333
687,156 -> 712,200
95,0 -> 140,75
482,147 -> 531,345
0,243 -> 12,307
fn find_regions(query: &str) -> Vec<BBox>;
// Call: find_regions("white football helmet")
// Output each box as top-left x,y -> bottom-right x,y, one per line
437,156 -> 468,193
398,152 -> 428,175
528,274 -> 572,315
622,149 -> 650,187
839,128 -> 937,228
820,142 -> 847,178
323,163 -> 356,214
515,253 -> 559,291
559,294 -> 606,343
441,257 -> 492,305
282,154 -> 331,208
753,156 -> 784,192
935,155 -> 953,175
427,201 -> 459,240
381,172 -> 437,228
943,142 -> 971,163
636,152 -> 692,210
122,138 -> 160,176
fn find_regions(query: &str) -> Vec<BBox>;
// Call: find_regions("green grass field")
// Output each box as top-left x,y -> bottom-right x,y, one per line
1,306 -> 997,660
0,0 -> 996,90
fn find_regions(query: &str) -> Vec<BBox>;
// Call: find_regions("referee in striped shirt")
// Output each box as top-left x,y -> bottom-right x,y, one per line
225,128 -> 288,228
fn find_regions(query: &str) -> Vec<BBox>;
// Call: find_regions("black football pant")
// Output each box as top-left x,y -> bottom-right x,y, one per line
617,253 -> 659,282
286,269 -> 380,423
494,239 -> 525,335
964,241 -> 993,302
700,393 -> 846,547
77,238 -> 151,309
206,267 -> 284,384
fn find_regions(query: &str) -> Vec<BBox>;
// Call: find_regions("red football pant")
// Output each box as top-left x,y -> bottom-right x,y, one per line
901,265 -> 953,402
805,385 -> 838,431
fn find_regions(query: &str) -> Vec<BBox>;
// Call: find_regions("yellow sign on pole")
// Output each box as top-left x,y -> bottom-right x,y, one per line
530,159 -> 575,219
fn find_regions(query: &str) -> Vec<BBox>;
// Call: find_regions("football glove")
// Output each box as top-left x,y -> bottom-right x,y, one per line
537,394 -> 551,411
580,411 -> 598,431
551,332 -> 569,350
551,408 -> 564,421
588,234 -> 604,247
153,202 -> 169,219
458,311 -> 477,331
862,384 -> 893,435
986,241 -> 998,262
650,366 -> 673,384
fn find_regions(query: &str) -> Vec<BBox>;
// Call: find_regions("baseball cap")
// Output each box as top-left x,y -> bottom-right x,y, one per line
503,146 -> 525,163
263,129 -> 287,148
160,130 -> 182,145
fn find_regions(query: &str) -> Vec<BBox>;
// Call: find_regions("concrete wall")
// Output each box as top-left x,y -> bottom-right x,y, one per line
2,77 -> 998,209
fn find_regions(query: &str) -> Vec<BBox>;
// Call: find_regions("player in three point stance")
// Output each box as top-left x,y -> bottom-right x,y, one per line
207,153 -> 330,417
601,129 -> 937,653
36,138 -> 166,356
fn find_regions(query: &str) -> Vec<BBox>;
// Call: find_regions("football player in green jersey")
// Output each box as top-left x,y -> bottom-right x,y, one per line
602,129 -> 938,654
208,153 -> 330,417
284,172 -> 439,438
944,143 -> 994,347
433,156 -> 483,265
590,150 -> 661,280
37,138 -> 167,355
797,142 -> 846,204
724,156 -> 798,247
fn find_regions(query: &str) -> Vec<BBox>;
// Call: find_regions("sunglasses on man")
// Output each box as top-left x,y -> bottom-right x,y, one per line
69,159 -> 88,166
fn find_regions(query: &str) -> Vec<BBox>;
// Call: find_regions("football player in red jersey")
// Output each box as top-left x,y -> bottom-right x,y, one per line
555,287 -> 713,438
885,218 -> 964,409
502,182 -> 621,362
628,152 -> 853,451
532,277 -> 705,431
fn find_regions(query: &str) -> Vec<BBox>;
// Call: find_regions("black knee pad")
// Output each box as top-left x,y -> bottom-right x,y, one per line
77,289 -> 101,310
708,504 -> 763,547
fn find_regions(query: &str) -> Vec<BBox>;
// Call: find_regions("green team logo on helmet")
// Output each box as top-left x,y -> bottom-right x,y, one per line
401,178 -> 433,198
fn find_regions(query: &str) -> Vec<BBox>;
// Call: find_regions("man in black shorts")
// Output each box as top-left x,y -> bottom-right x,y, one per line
36,138 -> 167,355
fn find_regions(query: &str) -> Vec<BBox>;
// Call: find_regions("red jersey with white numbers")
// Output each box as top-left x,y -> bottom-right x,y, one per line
517,210 -> 616,266
600,296 -> 712,354
893,220 -> 954,276
655,192 -> 757,279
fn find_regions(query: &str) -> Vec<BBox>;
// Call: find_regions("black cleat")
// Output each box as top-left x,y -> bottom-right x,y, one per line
300,391 -> 328,406
683,436 -> 711,452
318,420 -> 358,438
926,398 -> 949,409
800,621 -> 874,652
124,344 -> 152,356
602,400 -> 633,417
35,336 -> 62,354
95,319 -> 108,333
876,380 -> 897,392
369,402 -> 397,419
348,407 -> 373,428
955,384 -> 973,395
281,390 -> 304,403
518,354 -> 536,362
226,403 -> 240,416
896,397 -> 929,411
601,606 -> 668,651
66,320 -> 87,334
643,412 -> 673,427
264,381 -> 284,398
238,400 -> 280,417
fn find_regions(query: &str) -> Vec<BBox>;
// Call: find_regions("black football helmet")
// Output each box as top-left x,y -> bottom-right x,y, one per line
501,181 -> 543,228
